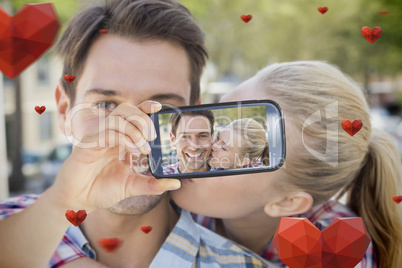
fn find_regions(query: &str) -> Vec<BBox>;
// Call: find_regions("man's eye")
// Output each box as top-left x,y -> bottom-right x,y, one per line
182,135 -> 189,139
221,146 -> 227,151
96,101 -> 117,111
200,134 -> 209,138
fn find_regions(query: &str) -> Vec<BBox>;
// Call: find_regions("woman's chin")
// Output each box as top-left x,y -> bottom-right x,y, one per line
208,158 -> 219,168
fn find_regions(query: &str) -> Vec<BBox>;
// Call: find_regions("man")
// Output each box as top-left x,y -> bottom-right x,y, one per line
0,1 -> 273,267
163,110 -> 215,174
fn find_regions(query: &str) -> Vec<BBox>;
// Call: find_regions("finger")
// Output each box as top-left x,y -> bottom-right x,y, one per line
126,176 -> 181,196
104,130 -> 151,155
110,103 -> 157,141
114,116 -> 145,146
137,100 -> 162,114
78,117 -> 151,155
149,178 -> 181,194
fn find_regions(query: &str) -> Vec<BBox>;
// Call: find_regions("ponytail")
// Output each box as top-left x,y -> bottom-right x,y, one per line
253,61 -> 402,267
260,142 -> 270,166
341,129 -> 402,267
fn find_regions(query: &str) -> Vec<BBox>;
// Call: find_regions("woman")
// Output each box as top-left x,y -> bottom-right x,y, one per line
171,61 -> 402,267
209,118 -> 270,170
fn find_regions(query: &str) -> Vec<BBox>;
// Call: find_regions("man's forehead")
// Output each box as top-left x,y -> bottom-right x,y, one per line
178,115 -> 211,127
77,35 -> 191,105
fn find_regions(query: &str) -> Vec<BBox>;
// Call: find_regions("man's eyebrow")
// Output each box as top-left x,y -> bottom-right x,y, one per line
179,131 -> 211,135
149,93 -> 186,104
84,88 -> 121,97
84,91 -> 186,104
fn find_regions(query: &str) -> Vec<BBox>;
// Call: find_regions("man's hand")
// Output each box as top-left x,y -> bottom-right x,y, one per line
50,100 -> 181,212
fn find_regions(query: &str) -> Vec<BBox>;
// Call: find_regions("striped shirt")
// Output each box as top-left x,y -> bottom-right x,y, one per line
0,194 -> 276,268
163,162 -> 181,174
163,162 -> 218,175
163,160 -> 265,175
192,199 -> 377,268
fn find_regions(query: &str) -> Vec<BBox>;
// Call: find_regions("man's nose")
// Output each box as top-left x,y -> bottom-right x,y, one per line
188,137 -> 203,149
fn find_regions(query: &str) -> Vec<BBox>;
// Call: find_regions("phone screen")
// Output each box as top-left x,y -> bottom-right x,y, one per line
148,100 -> 285,179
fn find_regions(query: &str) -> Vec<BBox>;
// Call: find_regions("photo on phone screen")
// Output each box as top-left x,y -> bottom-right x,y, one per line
148,100 -> 286,179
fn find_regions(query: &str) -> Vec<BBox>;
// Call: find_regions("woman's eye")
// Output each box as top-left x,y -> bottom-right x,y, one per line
221,145 -> 227,151
96,101 -> 117,111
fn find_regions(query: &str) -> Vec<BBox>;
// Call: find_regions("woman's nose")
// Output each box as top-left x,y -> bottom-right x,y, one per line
211,142 -> 218,151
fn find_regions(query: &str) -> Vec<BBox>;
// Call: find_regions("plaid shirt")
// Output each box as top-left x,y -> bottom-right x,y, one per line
244,159 -> 266,168
162,159 -> 266,175
163,162 -> 218,175
0,194 -> 276,268
163,162 -> 181,175
192,199 -> 377,268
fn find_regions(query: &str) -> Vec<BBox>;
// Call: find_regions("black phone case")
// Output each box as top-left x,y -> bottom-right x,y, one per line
148,99 -> 286,179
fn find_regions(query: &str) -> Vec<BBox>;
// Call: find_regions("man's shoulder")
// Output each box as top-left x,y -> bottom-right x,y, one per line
196,223 -> 274,267
163,162 -> 179,168
156,210 -> 274,267
0,194 -> 40,220
162,162 -> 180,175
303,199 -> 358,230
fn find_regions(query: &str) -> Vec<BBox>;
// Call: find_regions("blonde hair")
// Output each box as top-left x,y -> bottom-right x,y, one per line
229,118 -> 270,166
255,61 -> 402,267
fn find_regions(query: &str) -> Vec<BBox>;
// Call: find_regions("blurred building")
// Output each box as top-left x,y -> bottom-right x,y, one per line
3,54 -> 66,168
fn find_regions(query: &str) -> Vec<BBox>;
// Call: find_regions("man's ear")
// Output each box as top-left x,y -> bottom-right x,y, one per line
263,191 -> 313,217
170,132 -> 176,143
55,83 -> 71,136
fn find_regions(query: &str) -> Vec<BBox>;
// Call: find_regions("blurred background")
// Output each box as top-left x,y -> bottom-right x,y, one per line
1,0 -> 401,200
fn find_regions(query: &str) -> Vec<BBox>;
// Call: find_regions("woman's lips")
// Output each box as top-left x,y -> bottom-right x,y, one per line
181,178 -> 193,183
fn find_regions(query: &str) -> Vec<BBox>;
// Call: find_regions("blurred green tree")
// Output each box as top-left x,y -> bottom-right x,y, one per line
12,0 -> 79,29
181,0 -> 402,86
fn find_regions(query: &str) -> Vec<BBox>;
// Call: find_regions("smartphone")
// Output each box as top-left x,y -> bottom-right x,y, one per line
148,100 -> 286,179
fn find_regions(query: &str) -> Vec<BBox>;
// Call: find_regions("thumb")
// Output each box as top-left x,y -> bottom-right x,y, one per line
125,176 -> 181,197
149,178 -> 181,194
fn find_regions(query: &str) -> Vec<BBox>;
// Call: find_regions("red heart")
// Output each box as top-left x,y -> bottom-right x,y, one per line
98,238 -> 123,253
99,29 -> 108,34
361,26 -> 382,44
0,4 -> 60,78
34,106 -> 46,115
141,225 -> 152,234
65,210 -> 87,226
393,195 -> 402,204
64,74 -> 75,83
240,14 -> 252,23
378,10 -> 389,15
341,119 -> 363,136
273,217 -> 371,268
318,7 -> 328,14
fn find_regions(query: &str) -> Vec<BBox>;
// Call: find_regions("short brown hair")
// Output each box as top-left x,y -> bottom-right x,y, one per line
56,0 -> 208,105
169,110 -> 215,137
